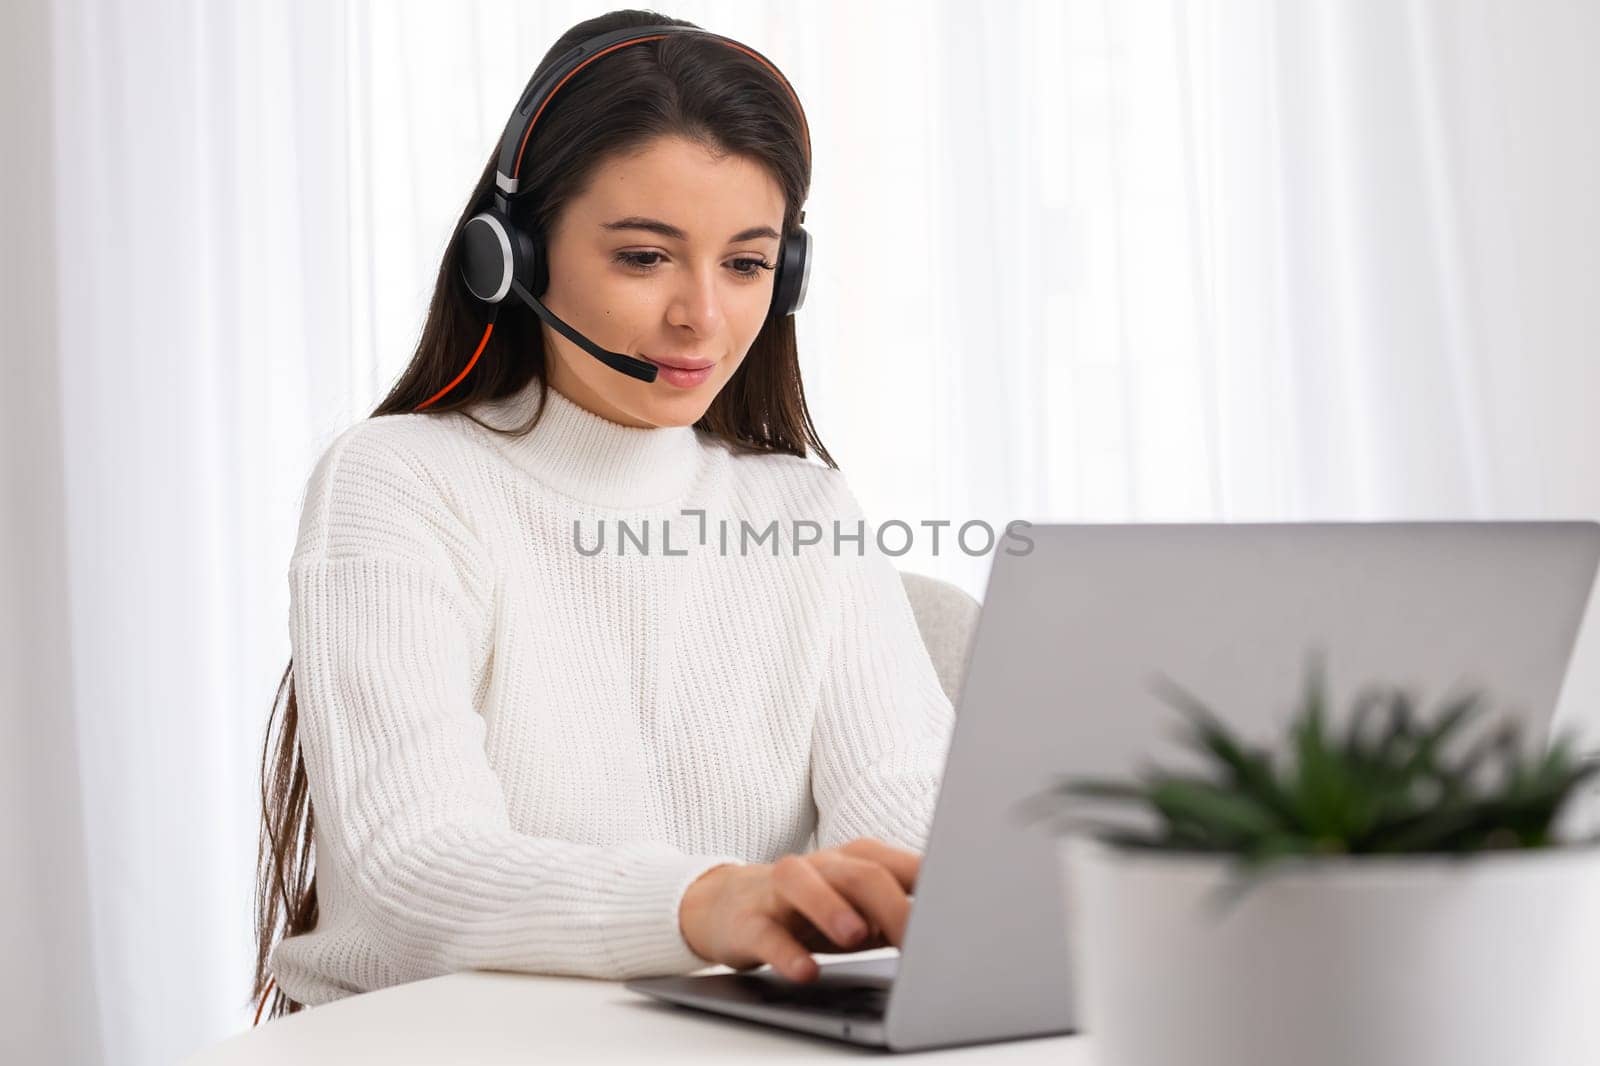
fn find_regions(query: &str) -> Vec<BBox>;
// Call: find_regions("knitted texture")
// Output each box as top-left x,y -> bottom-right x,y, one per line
269,379 -> 954,1005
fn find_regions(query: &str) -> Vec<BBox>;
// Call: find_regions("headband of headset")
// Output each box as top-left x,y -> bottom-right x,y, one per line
488,24 -> 812,215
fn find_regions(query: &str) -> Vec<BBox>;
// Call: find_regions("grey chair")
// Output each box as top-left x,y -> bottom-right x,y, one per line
898,570 -> 981,706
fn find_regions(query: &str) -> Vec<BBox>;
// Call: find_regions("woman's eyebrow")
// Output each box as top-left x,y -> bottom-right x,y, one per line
600,216 -> 781,243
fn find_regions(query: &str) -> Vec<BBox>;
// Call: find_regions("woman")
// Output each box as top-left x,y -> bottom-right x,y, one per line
252,8 -> 953,1021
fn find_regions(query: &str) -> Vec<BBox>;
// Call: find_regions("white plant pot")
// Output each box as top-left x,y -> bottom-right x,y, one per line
1059,835 -> 1600,1066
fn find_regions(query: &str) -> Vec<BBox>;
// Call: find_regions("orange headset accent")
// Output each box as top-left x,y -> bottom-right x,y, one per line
415,318 -> 498,413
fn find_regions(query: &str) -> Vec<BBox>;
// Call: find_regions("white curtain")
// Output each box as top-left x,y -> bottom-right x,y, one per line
4,1 -> 1597,1062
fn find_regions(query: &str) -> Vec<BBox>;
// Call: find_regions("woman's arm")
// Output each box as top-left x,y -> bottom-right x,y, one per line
808,475 -> 956,855
286,424 -> 743,983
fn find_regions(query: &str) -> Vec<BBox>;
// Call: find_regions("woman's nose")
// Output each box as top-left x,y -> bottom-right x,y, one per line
665,266 -> 725,335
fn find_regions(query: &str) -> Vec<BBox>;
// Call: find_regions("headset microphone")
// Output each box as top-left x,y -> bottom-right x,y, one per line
508,276 -> 659,382
417,25 -> 813,411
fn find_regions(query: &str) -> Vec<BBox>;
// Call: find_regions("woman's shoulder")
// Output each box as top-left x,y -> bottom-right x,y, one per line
315,405 -> 503,479
298,412 -> 468,511
292,412 -> 487,568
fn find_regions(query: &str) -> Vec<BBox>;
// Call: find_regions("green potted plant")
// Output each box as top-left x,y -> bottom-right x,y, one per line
1022,659 -> 1600,1066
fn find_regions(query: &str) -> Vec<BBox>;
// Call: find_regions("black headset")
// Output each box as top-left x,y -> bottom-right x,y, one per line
418,25 -> 813,410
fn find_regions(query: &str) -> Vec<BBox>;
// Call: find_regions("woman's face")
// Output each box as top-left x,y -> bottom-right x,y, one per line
537,134 -> 788,428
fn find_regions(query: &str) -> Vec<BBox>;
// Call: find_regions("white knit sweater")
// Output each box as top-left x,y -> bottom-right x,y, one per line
269,378 -> 955,1006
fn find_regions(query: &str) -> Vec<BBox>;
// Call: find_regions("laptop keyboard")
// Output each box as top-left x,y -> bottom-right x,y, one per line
731,974 -> 890,1019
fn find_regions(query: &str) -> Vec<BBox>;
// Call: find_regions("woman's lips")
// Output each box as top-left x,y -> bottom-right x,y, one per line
644,356 -> 716,389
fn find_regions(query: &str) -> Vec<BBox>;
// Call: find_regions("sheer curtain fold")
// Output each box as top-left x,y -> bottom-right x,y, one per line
7,2 -> 1598,1063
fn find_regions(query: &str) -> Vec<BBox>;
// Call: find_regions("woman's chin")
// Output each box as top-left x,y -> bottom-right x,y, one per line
634,385 -> 719,426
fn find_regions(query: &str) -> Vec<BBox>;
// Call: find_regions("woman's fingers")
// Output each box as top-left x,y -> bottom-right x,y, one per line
743,912 -> 819,982
809,852 -> 916,948
770,855 -> 871,950
839,838 -> 922,893
712,843 -> 928,984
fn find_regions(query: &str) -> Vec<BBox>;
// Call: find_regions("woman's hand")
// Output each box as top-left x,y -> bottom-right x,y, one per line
677,837 -> 921,983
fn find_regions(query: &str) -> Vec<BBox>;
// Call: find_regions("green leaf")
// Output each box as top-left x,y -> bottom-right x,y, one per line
1342,685 -> 1391,761
1146,778 -> 1286,843
1153,674 -> 1296,820
1397,692 -> 1483,781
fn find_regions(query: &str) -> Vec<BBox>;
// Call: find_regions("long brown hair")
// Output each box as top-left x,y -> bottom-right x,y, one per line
252,7 -> 833,1023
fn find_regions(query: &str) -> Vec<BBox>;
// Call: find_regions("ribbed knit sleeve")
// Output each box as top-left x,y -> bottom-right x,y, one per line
281,425 -> 744,986
809,476 -> 956,854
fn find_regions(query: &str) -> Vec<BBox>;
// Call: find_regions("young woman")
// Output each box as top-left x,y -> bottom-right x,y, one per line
252,8 -> 954,1022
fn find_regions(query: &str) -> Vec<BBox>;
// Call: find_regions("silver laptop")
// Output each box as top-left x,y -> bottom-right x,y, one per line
626,522 -> 1600,1052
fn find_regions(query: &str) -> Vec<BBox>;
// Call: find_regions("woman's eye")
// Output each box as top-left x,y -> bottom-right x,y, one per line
729,257 -> 776,279
613,251 -> 775,281
615,251 -> 664,271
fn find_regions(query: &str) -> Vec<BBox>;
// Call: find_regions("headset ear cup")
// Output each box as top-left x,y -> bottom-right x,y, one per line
770,225 -> 812,317
522,228 -> 548,298
460,211 -> 515,304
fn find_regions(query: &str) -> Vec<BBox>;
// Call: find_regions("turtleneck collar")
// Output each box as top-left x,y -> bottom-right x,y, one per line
463,378 -> 707,509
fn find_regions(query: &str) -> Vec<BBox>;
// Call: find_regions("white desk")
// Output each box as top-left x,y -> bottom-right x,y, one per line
184,950 -> 1093,1064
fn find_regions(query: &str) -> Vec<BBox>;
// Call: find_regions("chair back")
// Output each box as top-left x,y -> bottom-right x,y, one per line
898,571 -> 981,706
